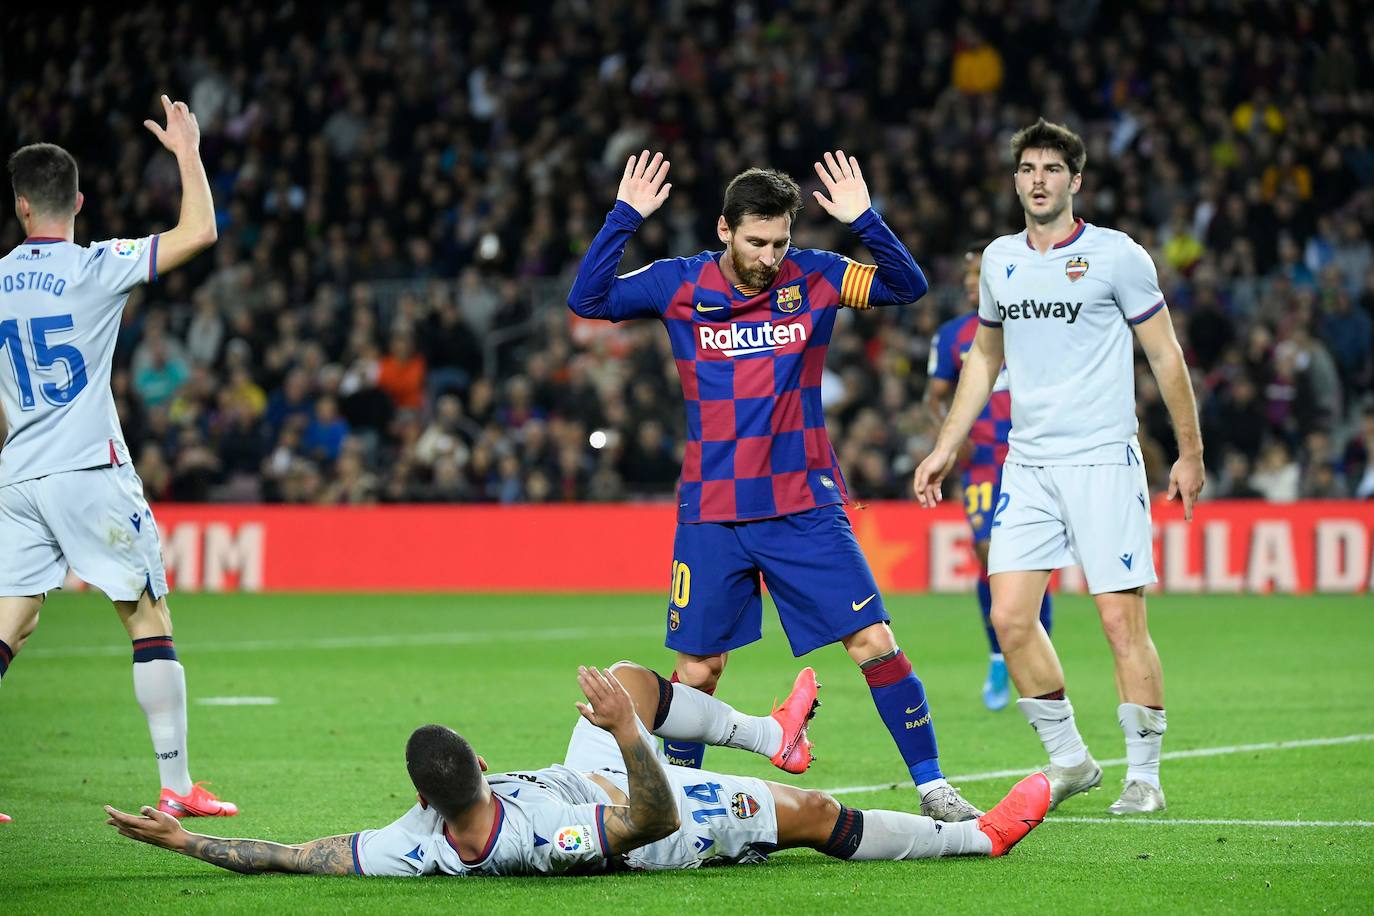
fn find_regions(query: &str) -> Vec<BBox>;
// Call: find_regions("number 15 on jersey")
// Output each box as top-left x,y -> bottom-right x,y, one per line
0,314 -> 88,410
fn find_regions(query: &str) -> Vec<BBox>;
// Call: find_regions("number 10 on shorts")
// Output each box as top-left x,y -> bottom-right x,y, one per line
670,560 -> 691,608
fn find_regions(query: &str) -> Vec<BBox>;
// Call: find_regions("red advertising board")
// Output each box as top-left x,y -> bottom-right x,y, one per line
110,500 -> 1374,595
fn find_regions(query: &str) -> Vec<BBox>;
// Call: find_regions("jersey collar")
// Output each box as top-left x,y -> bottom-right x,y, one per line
445,796 -> 505,866
22,237 -> 67,244
1024,218 -> 1086,251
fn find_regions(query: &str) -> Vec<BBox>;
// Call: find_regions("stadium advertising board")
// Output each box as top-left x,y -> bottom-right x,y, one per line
79,501 -> 1374,594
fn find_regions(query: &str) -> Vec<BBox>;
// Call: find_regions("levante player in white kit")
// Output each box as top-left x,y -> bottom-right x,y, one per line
0,97 -> 236,821
104,662 -> 1052,875
914,119 -> 1204,815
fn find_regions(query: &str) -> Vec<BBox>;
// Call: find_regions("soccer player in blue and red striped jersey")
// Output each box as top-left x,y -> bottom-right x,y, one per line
567,150 -> 982,821
925,244 -> 1052,713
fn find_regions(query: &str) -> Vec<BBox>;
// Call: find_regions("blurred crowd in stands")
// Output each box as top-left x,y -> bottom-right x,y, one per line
2,0 -> 1372,504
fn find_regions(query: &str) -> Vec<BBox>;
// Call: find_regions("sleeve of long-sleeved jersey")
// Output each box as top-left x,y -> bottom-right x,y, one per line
567,202 -> 682,322
827,208 -> 928,309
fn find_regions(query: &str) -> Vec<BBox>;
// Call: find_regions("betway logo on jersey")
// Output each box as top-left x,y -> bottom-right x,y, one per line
996,299 -> 1083,324
698,321 -> 807,357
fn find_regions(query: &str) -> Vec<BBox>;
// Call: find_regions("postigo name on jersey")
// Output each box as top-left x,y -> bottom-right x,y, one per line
1,271 -> 67,296
698,321 -> 807,357
995,299 -> 1081,323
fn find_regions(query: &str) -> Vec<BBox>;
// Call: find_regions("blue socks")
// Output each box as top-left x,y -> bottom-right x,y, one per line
662,672 -> 707,768
863,650 -> 942,786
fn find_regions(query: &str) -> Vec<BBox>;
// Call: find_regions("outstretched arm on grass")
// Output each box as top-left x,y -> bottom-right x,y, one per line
105,805 -> 356,875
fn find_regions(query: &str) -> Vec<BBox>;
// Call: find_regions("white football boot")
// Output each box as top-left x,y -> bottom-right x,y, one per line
1042,754 -> 1103,810
1107,779 -> 1167,815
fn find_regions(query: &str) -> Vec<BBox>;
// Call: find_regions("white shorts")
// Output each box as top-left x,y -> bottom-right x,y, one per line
0,464 -> 169,601
563,717 -> 779,870
988,451 -> 1156,594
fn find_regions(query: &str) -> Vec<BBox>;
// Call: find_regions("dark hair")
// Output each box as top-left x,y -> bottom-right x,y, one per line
966,238 -> 993,258
8,143 -> 79,217
1010,118 -> 1087,175
722,168 -> 802,230
406,724 -> 485,819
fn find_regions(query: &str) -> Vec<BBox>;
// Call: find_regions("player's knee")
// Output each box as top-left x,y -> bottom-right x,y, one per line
988,602 -> 1025,638
842,623 -> 895,665
0,598 -> 42,647
806,789 -> 841,820
606,660 -> 652,689
675,654 -> 725,690
1098,608 -> 1146,655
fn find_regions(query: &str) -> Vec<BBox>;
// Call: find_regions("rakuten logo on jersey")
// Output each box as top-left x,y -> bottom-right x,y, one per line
995,299 -> 1083,324
698,322 -> 807,357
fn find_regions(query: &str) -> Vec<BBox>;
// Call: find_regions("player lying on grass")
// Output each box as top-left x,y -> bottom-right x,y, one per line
105,662 -> 1050,875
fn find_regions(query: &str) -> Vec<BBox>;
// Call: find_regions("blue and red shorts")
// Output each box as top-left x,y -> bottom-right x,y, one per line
665,504 -> 888,658
961,462 -> 1005,544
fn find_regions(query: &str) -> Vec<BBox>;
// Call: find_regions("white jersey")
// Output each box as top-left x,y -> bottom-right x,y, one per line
0,235 -> 158,486
978,221 -> 1164,465
352,761 -> 778,876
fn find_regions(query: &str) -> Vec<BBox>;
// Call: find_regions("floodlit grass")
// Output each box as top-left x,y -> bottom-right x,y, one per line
1,592 -> 1370,913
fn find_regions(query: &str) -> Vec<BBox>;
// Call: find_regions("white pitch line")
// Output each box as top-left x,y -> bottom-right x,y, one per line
24,625 -> 663,659
195,696 -> 280,706
1051,816 -> 1374,828
822,733 -> 1374,795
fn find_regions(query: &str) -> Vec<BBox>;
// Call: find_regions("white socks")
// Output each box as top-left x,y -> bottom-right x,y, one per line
851,809 -> 992,859
132,659 -> 193,795
1017,697 -> 1089,767
655,682 -> 784,758
1119,703 -> 1167,788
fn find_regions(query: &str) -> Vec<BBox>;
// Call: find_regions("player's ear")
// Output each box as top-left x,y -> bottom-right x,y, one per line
1069,173 -> 1082,195
416,793 -> 428,809
74,191 -> 85,216
716,215 -> 730,245
15,194 -> 29,224
476,755 -> 488,772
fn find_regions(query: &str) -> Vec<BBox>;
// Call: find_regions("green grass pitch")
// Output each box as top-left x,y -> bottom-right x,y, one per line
1,591 -> 1371,913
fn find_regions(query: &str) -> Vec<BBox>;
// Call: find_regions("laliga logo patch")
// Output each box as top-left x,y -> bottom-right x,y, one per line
730,792 -> 760,819
1065,256 -> 1088,282
112,239 -> 145,259
775,284 -> 803,313
555,825 -> 590,852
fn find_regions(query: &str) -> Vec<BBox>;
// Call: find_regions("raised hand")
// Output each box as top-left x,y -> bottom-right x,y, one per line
143,94 -> 201,157
617,150 -> 672,218
912,445 -> 959,508
575,665 -> 639,737
812,149 -> 872,223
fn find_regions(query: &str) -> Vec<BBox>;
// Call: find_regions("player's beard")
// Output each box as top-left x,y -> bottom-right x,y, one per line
1021,188 -> 1069,226
729,244 -> 780,289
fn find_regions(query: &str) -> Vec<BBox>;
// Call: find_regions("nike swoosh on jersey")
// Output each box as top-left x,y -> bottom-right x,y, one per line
852,594 -> 876,611
695,302 -> 723,313
904,706 -> 923,714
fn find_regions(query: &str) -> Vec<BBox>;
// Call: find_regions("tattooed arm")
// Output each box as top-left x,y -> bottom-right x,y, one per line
574,666 -> 680,855
105,804 -> 357,875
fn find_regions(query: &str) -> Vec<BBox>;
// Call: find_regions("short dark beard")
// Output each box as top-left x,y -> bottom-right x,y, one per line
729,244 -> 780,289
1021,190 -> 1069,226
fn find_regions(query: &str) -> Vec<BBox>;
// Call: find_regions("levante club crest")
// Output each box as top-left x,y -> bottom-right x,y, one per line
775,285 -> 803,312
731,792 -> 761,819
1065,256 -> 1089,282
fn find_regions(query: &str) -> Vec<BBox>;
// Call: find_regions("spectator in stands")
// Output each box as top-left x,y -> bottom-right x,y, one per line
377,331 -> 427,413
1,2 -> 1368,506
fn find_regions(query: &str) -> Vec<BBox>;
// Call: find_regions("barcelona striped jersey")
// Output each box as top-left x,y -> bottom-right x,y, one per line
568,201 -> 927,523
